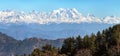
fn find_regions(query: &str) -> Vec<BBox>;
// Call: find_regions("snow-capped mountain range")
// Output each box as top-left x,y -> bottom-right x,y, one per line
0,8 -> 119,24
0,8 -> 116,40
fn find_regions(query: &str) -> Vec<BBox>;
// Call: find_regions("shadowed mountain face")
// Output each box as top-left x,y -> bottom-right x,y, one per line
0,32 -> 19,56
0,32 -> 64,56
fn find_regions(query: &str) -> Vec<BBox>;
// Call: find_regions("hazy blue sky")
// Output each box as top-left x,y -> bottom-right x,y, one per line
0,0 -> 120,17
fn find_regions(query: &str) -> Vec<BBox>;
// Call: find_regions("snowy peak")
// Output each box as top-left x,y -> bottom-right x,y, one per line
52,8 -> 81,19
0,8 -> 119,24
103,16 -> 120,24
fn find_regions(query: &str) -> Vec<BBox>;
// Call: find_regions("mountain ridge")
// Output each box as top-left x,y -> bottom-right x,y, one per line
0,22 -> 113,40
0,8 -> 120,24
0,32 -> 64,56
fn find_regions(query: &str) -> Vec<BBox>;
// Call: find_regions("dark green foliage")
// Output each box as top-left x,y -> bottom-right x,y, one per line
29,44 -> 66,56
60,24 -> 120,56
83,35 -> 91,48
42,44 -> 56,51
23,24 -> 120,56
60,37 -> 75,56
75,35 -> 83,49
30,48 -> 41,56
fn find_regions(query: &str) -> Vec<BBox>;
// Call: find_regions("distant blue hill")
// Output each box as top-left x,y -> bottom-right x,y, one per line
0,23 -> 114,40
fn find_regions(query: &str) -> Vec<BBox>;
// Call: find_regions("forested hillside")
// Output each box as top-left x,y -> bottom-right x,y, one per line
0,33 -> 63,56
0,24 -> 120,56
27,24 -> 120,56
